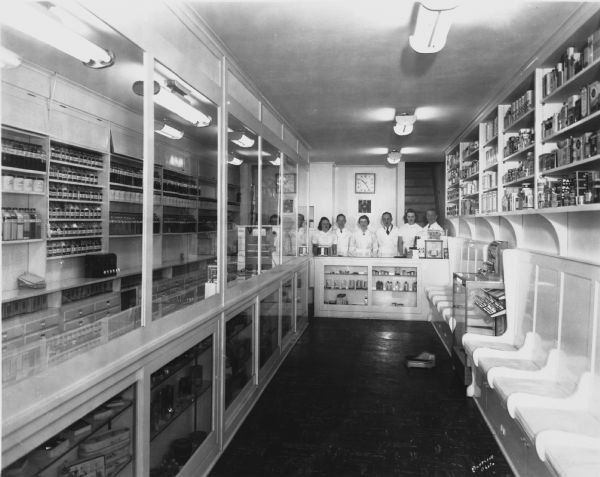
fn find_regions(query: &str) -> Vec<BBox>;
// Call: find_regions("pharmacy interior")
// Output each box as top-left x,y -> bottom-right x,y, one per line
3,2 -> 600,477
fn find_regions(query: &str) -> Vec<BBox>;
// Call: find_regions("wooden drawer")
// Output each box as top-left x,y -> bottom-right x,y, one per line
24,326 -> 60,344
3,310 -> 60,341
63,303 -> 95,321
92,305 -> 122,322
2,336 -> 24,354
2,324 -> 25,342
25,313 -> 60,335
93,293 -> 121,312
63,315 -> 96,332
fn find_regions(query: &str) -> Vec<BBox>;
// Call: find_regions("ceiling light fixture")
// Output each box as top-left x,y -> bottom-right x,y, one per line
155,121 -> 184,140
132,80 -> 212,127
228,156 -> 244,166
230,131 -> 255,148
387,149 -> 403,165
393,113 -> 417,136
0,1 -> 115,68
0,46 -> 22,69
269,154 -> 281,167
409,0 -> 459,54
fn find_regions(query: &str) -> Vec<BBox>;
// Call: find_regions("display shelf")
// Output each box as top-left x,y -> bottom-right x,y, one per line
503,143 -> 535,162
502,174 -> 535,187
3,190 -> 46,196
49,218 -> 102,222
446,197 -> 459,203
542,109 -> 600,143
49,198 -> 103,203
543,56 -> 600,104
27,400 -> 132,476
482,187 -> 498,193
462,149 -> 479,162
47,235 -> 103,241
324,272 -> 368,276
462,192 -> 480,199
540,154 -> 600,176
483,163 -> 498,172
111,455 -> 133,477
49,179 -> 103,189
109,182 -> 143,190
47,251 -> 101,260
462,171 -> 480,181
109,199 -> 144,204
483,134 -> 498,148
504,108 -> 534,133
109,234 -> 142,238
2,238 -> 44,245
49,158 -> 103,171
372,288 -> 416,293
1,166 -> 47,176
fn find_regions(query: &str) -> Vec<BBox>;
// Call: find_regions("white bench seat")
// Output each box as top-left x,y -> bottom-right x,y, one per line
537,432 -> 600,477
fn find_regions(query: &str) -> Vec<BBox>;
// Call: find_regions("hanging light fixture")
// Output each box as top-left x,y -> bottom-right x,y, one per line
409,0 -> 459,54
387,149 -> 403,165
132,80 -> 212,127
0,1 -> 114,68
154,121 -> 184,140
0,46 -> 22,69
228,156 -> 244,166
394,113 -> 417,136
229,131 -> 255,148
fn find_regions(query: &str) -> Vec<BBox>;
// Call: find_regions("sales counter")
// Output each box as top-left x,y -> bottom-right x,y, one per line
313,256 -> 450,319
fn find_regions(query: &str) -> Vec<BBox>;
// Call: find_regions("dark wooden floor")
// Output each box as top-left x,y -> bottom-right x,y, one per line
209,318 -> 514,477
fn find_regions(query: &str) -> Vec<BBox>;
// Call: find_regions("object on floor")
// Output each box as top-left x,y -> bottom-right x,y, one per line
406,351 -> 436,368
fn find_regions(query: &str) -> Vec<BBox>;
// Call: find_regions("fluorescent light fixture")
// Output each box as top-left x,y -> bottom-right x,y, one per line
155,121 -> 184,140
365,107 -> 396,122
0,46 -> 22,69
387,149 -> 402,165
230,131 -> 255,148
394,113 -> 416,136
228,156 -> 244,166
409,0 -> 458,54
133,81 -> 212,127
364,147 -> 389,155
0,1 -> 114,68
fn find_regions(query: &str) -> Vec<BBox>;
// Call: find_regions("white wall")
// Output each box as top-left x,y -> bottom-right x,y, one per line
309,163 -> 405,232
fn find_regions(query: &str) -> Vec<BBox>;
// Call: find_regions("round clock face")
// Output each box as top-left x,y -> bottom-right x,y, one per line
355,173 -> 375,193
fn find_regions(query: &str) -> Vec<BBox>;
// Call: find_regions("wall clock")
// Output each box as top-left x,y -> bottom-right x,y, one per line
355,173 -> 376,194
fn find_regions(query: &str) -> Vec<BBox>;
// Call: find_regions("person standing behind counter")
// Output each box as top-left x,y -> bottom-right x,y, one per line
333,213 -> 352,256
376,211 -> 401,257
397,209 -> 423,254
424,209 -> 444,231
312,216 -> 337,255
349,215 -> 378,257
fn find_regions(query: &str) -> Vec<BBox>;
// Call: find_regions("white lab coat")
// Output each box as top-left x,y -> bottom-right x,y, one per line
333,227 -> 352,256
398,223 -> 424,251
424,222 -> 444,232
349,229 -> 378,257
376,225 -> 401,257
311,229 -> 337,247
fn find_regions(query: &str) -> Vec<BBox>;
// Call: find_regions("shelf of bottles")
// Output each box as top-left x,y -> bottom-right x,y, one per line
445,148 -> 460,211
3,385 -> 136,477
47,142 -> 105,258
323,265 -> 369,306
459,141 -> 479,216
149,336 -> 213,475
372,266 -> 417,308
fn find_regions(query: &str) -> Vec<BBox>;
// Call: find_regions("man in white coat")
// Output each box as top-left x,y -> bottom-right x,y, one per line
376,211 -> 401,257
333,213 -> 352,256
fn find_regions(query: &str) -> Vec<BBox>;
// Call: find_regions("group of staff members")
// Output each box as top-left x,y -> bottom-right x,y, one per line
311,208 -> 443,257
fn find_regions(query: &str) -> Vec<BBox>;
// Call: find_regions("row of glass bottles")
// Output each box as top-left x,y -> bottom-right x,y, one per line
47,238 -> 102,257
2,208 -> 43,241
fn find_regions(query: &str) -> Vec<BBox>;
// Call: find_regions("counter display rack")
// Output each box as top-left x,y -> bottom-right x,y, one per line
323,264 -> 369,306
3,385 -> 135,477
150,336 -> 213,475
371,265 -> 417,308
225,308 -> 254,409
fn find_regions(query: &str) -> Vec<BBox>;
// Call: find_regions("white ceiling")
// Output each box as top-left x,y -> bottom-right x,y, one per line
192,0 -> 587,164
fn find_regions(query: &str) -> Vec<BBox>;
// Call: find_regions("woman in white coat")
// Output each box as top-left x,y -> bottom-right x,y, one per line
349,215 -> 378,257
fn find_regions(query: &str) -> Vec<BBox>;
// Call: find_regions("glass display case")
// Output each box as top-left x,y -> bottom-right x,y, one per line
149,335 -> 213,476
323,264 -> 369,306
1,19 -> 145,384
152,61 -> 219,320
225,306 -> 254,408
226,114 -> 259,286
3,385 -> 136,477
281,154 -> 297,262
372,265 -> 418,308
261,140 -> 282,270
259,290 -> 279,369
296,266 -> 309,329
281,278 -> 294,342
